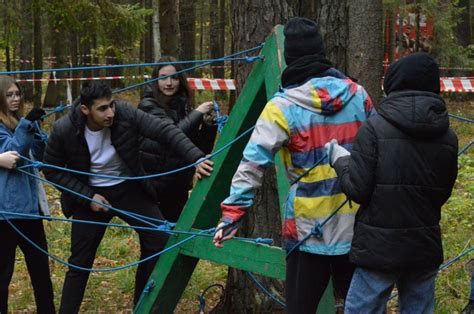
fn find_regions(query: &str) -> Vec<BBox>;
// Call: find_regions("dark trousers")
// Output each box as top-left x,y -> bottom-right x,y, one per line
158,187 -> 189,222
0,219 -> 55,314
59,181 -> 168,314
285,251 -> 355,314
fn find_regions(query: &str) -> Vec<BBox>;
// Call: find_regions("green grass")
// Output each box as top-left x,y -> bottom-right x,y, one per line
8,99 -> 473,313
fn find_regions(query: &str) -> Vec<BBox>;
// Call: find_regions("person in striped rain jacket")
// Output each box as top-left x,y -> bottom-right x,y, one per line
213,17 -> 373,314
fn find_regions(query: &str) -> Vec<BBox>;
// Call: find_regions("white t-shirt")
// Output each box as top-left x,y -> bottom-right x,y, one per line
84,126 -> 131,187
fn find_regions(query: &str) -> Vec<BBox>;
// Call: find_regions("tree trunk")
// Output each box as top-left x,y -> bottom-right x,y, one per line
219,1 -> 384,312
456,0 -> 471,47
159,0 -> 179,56
347,0 -> 383,104
152,0 -> 161,61
33,0 -> 42,108
43,8 -> 69,109
19,0 -> 34,102
215,1 -> 296,312
179,0 -> 195,73
388,8 -> 397,65
210,0 -> 225,99
4,0 -> 11,72
70,30 -> 80,99
143,0 -> 153,63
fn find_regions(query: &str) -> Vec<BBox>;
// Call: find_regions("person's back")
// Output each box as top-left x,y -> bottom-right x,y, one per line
213,17 -> 373,314
329,52 -> 458,313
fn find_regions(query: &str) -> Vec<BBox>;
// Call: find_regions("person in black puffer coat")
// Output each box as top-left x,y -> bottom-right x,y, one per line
138,56 -> 217,222
325,53 -> 458,313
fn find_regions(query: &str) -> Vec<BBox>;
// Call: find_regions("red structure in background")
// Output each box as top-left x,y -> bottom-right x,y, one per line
384,11 -> 434,73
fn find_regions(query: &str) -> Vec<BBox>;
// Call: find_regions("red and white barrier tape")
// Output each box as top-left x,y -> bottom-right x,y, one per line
15,75 -> 474,92
440,77 -> 474,93
16,76 -> 237,91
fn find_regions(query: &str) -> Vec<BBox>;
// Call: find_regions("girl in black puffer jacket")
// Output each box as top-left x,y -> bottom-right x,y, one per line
138,56 -> 217,222
326,53 -> 458,313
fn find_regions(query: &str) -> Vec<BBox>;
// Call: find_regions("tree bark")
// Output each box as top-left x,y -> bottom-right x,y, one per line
210,0 -> 225,99
347,0 -> 383,104
219,1 -> 384,312
216,1 -> 296,312
19,0 -> 34,102
159,0 -> 179,56
33,0 -> 42,108
456,0 -> 471,47
152,0 -> 161,61
178,0 -> 195,73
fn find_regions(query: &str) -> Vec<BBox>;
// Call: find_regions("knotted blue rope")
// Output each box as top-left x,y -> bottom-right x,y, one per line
286,199 -> 350,258
213,100 -> 229,133
246,272 -> 286,308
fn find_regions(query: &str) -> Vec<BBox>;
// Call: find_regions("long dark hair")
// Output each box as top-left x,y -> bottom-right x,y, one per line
151,56 -> 193,109
0,75 -> 24,130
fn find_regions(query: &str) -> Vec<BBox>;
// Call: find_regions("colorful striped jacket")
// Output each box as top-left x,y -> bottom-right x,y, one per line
221,69 -> 373,255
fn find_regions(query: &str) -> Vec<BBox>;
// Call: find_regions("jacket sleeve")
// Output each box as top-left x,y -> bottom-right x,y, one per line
42,122 -> 95,207
177,110 -> 204,135
134,108 -> 205,164
139,98 -> 204,136
194,123 -> 217,154
220,101 -> 290,222
0,119 -> 34,156
333,120 -> 377,204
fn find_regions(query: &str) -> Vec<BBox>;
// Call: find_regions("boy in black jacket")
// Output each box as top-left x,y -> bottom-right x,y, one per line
325,53 -> 458,313
43,81 -> 213,313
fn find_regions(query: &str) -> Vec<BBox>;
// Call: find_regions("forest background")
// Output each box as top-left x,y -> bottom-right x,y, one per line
1,0 -> 473,313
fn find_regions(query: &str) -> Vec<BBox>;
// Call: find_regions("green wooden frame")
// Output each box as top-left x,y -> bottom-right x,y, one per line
134,25 -> 335,314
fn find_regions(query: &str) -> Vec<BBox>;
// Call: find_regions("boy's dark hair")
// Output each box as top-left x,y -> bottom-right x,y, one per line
80,81 -> 112,107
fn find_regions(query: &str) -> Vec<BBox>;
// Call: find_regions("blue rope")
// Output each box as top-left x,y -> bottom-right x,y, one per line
389,246 -> 474,301
16,168 -> 166,230
458,141 -> 474,156
213,100 -> 229,133
449,113 -> 474,123
0,45 -> 264,76
112,55 -> 264,94
246,272 -> 286,308
1,211 -> 212,272
285,199 -> 350,258
0,210 -> 174,233
17,126 -> 256,180
198,283 -> 225,313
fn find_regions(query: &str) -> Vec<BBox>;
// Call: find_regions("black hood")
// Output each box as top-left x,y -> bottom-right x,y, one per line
384,52 -> 440,95
378,90 -> 449,139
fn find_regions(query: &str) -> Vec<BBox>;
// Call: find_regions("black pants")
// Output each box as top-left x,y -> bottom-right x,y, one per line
59,181 -> 168,314
158,187 -> 189,222
285,251 -> 355,314
0,219 -> 55,314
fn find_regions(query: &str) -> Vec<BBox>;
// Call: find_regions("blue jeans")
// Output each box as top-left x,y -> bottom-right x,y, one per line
345,266 -> 438,314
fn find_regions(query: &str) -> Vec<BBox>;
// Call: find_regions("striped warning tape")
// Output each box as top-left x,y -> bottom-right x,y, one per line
16,76 -> 237,91
15,75 -> 474,92
440,77 -> 474,93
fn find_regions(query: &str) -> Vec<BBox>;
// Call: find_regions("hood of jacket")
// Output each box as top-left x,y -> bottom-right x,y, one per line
275,68 -> 362,116
378,90 -> 449,139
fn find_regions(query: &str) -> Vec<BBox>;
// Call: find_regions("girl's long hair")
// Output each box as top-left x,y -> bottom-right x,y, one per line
0,75 -> 23,130
151,56 -> 193,109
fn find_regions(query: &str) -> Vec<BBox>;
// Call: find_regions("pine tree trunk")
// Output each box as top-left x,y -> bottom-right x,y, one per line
210,0 -> 225,99
20,0 -> 34,102
218,1 -> 384,312
159,0 -> 179,56
456,0 -> 471,47
70,30 -> 80,99
215,1 -> 296,312
33,0 -> 42,108
179,0 -> 195,73
3,0 -> 11,72
347,0 -> 383,104
152,0 -> 161,61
